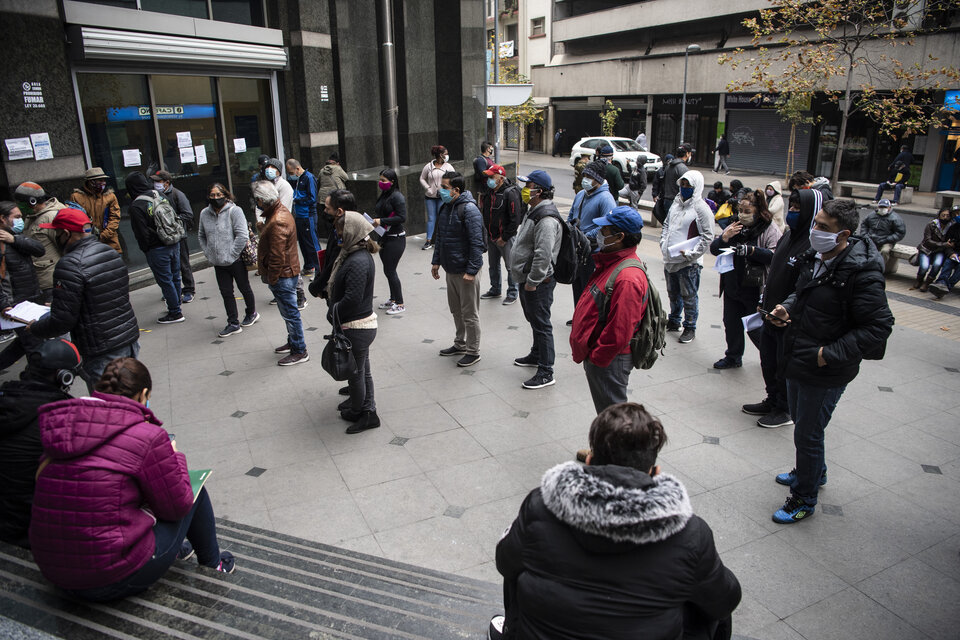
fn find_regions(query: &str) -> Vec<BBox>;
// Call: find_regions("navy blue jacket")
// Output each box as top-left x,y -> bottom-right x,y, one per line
432,192 -> 484,276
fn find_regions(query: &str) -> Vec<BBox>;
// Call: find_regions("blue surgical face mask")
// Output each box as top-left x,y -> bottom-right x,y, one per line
581,177 -> 594,191
264,167 -> 279,180
11,218 -> 24,234
145,399 -> 150,409
439,188 -> 454,204
486,178 -> 497,189
785,210 -> 800,230
680,186 -> 695,200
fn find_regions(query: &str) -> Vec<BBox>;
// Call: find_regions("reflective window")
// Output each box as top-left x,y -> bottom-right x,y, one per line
140,0 -> 207,19
220,77 -> 276,218
212,0 -> 266,27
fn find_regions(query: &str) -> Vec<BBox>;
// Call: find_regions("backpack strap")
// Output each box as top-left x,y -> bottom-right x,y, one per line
595,257 -> 647,327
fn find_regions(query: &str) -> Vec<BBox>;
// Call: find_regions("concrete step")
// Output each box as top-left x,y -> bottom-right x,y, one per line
0,518 -> 499,640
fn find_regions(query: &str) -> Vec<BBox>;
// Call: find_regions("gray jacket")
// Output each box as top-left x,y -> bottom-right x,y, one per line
511,199 -> 563,287
198,202 -> 248,267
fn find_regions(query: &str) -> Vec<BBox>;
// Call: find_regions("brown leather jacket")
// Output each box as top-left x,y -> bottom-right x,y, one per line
70,187 -> 122,254
257,201 -> 300,284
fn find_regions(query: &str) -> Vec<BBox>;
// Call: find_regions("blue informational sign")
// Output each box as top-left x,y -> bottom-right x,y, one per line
944,90 -> 960,111
106,104 -> 217,122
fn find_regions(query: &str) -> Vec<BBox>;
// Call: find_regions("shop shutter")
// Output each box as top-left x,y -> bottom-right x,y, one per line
725,111 -> 810,176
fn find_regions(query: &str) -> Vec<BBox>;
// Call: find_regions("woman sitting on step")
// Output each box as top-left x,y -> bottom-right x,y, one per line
29,357 -> 235,601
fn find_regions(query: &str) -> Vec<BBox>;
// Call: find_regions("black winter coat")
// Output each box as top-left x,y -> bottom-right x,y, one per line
310,225 -> 341,299
31,236 -> 139,357
716,137 -> 730,156
326,249 -> 375,325
0,234 -> 44,309
710,221 -> 778,302
661,158 -> 689,202
126,172 -> 170,253
374,189 -> 407,237
165,186 -> 194,229
761,188 -> 823,312
782,237 -> 894,387
497,462 -> 740,640
859,212 -> 906,249
479,180 -> 522,241
431,192 -> 484,275
0,378 -> 71,547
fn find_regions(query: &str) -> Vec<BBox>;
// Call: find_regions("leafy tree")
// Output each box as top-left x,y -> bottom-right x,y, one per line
599,100 -> 621,137
719,0 -> 960,186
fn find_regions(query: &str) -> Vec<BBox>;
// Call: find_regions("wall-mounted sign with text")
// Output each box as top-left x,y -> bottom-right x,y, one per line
22,82 -> 45,109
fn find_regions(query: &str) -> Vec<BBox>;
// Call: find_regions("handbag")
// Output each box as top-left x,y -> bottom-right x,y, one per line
321,304 -> 356,381
240,225 -> 259,270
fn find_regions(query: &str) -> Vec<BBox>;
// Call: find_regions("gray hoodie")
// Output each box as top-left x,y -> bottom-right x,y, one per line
198,202 -> 248,267
511,199 -> 563,287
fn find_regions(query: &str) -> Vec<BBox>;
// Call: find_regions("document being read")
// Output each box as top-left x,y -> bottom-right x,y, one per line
667,236 -> 700,258
6,300 -> 50,324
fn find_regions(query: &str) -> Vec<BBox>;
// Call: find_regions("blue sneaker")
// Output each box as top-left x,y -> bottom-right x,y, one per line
775,468 -> 827,487
772,496 -> 815,524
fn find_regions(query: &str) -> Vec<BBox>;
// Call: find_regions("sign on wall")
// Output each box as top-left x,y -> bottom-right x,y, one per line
22,82 -> 45,109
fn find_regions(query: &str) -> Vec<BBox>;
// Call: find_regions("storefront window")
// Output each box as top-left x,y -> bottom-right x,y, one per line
212,0 -> 267,27
140,0 -> 207,19
219,77 -> 276,220
74,0 -> 266,27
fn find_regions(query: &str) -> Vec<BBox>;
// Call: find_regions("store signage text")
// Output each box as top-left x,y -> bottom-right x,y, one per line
22,82 -> 45,109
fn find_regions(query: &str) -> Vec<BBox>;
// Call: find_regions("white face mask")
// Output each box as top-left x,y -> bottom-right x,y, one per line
877,207 -> 891,216
810,228 -> 842,254
153,182 -> 165,192
443,154 -> 450,163
765,188 -> 776,198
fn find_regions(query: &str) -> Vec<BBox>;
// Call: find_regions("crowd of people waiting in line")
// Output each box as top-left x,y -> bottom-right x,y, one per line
2,135 -> 941,639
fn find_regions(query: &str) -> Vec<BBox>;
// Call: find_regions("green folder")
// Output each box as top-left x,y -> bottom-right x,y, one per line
189,469 -> 212,502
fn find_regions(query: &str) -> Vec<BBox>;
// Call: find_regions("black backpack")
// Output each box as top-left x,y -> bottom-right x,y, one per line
531,209 -> 591,285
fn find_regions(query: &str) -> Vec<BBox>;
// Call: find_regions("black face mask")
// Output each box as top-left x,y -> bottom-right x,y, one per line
209,197 -> 226,209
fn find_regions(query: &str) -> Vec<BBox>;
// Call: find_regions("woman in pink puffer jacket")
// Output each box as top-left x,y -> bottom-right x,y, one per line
29,357 -> 235,601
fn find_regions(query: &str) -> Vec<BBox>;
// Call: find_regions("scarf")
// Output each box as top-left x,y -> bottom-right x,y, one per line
326,211 -> 374,297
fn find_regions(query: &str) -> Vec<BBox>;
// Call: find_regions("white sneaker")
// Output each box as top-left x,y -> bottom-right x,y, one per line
378,299 -> 396,310
386,303 -> 406,315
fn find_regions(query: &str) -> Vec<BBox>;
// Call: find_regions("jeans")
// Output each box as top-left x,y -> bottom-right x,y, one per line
758,323 -> 787,412
917,252 -> 945,282
268,276 -> 306,353
519,278 -> 556,375
583,353 -> 633,414
64,487 -> 221,602
379,235 -> 406,304
146,244 -> 182,314
445,271 -> 481,354
178,237 -> 195,294
295,215 -> 321,272
786,379 -> 846,505
934,257 -> 960,290
487,236 -> 518,297
344,328 -> 376,412
425,198 -> 441,242
875,182 -> 906,203
571,258 -> 596,306
80,341 -> 140,394
664,264 -> 702,329
214,259 -> 256,325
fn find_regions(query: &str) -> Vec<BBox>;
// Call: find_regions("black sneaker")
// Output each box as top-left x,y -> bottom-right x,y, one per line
338,385 -> 350,396
158,312 -> 185,324
514,355 -> 539,367
481,289 -> 502,299
502,295 -> 518,305
297,296 -> 308,310
666,321 -> 682,332
346,410 -> 381,434
488,615 -> 505,640
757,411 -> 794,429
278,352 -> 309,366
457,354 -> 481,367
177,540 -> 195,561
678,328 -> 695,343
218,323 -> 242,338
240,312 -> 260,327
269,298 -> 278,305
928,283 -> 947,299
422,242 -> 433,250
522,372 -> 555,389
713,356 -> 742,369
742,399 -> 773,415
439,345 -> 467,357
274,342 -> 291,354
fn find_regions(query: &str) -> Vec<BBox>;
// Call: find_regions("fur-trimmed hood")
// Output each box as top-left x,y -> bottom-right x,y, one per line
540,461 -> 692,549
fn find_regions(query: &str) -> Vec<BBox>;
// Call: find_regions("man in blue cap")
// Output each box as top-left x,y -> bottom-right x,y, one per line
511,170 -> 562,389
570,206 -> 649,412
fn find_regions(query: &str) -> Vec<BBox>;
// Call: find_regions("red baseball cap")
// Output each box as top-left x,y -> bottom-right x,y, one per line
39,208 -> 91,233
483,164 -> 506,177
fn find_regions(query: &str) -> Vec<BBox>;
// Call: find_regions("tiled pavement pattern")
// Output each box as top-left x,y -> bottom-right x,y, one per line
2,227 -> 959,640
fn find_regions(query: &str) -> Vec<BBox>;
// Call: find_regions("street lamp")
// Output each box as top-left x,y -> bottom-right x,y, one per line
679,43 -> 701,148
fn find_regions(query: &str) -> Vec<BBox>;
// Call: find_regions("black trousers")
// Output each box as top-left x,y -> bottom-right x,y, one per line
379,235 -> 406,304
179,237 -> 195,294
721,295 -> 753,361
759,322 -> 788,412
571,259 -> 596,307
214,259 -> 256,325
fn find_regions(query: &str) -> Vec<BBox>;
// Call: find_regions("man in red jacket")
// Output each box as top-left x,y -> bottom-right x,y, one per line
570,206 -> 649,413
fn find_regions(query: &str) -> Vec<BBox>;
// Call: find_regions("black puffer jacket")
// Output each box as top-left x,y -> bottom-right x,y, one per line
781,236 -> 894,387
859,210 -> 906,249
661,158 -> 689,202
0,234 -> 44,309
496,462 -> 741,640
479,180 -> 522,242
326,249 -> 375,325
0,378 -> 71,548
761,188 -> 822,312
31,236 -> 139,357
375,189 -> 407,237
431,192 -> 484,275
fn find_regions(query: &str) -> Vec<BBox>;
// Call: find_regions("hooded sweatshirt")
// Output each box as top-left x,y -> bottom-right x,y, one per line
317,162 -> 349,203
765,181 -> 785,231
496,462 -> 741,640
29,392 -> 194,590
568,182 -> 616,238
660,170 -> 715,273
198,201 -> 248,267
761,188 -> 822,312
23,198 -> 66,291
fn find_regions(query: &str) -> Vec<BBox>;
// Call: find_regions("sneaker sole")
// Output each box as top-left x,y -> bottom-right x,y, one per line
522,379 -> 556,389
481,295 -> 502,299
240,315 -> 260,327
218,328 -> 243,338
278,355 -> 310,366
775,475 -> 827,487
177,550 -> 196,562
158,317 -> 186,324
742,408 -> 771,416
502,298 -> 518,305
457,357 -> 482,367
439,350 -> 467,357
514,361 -> 539,368
386,308 -> 406,315
757,418 -> 794,429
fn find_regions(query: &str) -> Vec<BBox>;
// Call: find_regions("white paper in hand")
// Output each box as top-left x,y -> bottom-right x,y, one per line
714,248 -> 735,274
742,312 -> 763,332
8,300 -> 50,323
667,236 -> 700,258
362,213 -> 386,237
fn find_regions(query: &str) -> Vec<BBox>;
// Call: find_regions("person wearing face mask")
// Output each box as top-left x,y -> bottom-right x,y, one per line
419,145 -> 454,249
150,170 -> 196,303
912,207 -> 955,292
258,159 -> 306,309
659,170 -> 714,344
13,182 -> 66,302
567,160 -> 616,316
372,170 -> 407,314
767,199 -> 893,524
0,201 -> 45,371
472,141 -> 495,194
858,199 -> 906,276
596,145 -> 625,201
30,357 -> 236,602
285,158 -> 321,278
26,208 -> 140,391
764,181 -> 785,231
928,206 -> 960,299
709,190 -> 782,370
652,144 -> 692,224
479,164 -> 522,304
197,184 -> 258,338
71,167 -> 122,254
431,171 -> 484,367
310,189 -> 356,304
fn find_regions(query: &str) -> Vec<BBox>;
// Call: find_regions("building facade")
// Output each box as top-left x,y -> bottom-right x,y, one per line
529,0 -> 960,190
1,0 -> 485,273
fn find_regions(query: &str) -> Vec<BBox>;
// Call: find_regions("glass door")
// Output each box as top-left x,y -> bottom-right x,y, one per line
219,77 -> 277,222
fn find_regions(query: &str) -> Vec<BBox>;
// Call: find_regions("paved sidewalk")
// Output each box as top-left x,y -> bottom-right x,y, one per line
2,232 -> 959,639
